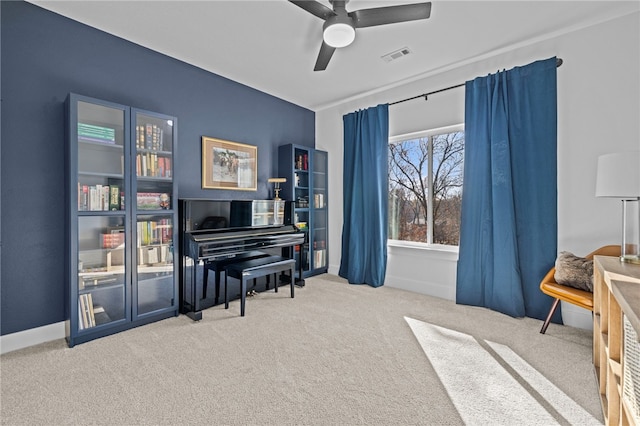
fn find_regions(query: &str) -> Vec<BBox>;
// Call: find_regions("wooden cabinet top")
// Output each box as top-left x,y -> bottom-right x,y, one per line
595,255 -> 640,339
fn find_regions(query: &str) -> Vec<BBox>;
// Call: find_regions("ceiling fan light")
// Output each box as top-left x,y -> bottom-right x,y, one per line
323,17 -> 355,48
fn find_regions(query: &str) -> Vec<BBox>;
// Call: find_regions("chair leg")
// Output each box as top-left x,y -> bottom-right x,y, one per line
540,298 -> 561,334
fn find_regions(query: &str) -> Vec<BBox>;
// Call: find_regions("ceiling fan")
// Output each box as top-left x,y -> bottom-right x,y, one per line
289,0 -> 432,71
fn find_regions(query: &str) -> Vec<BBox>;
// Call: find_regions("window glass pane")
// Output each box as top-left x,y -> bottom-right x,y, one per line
388,128 -> 464,247
389,137 -> 429,243
432,131 -> 464,245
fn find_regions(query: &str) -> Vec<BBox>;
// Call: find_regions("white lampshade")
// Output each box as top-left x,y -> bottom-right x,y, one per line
323,16 -> 355,48
595,151 -> 640,198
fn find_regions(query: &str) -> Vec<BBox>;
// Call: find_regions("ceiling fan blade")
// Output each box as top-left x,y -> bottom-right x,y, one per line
289,0 -> 336,20
314,41 -> 336,71
349,2 -> 431,28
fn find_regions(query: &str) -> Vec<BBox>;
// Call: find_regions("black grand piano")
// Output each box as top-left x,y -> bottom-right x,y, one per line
179,199 -> 305,321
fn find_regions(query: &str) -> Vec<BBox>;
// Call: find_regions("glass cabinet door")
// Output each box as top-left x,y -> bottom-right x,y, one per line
77,216 -> 127,327
312,150 -> 328,271
293,147 -> 310,274
74,99 -> 128,331
133,110 -> 176,318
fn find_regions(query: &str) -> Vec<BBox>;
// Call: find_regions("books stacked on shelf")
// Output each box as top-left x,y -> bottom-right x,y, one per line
296,196 -> 309,208
314,193 -> 325,208
138,244 -> 173,265
78,183 -> 123,211
78,293 -> 95,329
78,293 -> 111,330
137,218 -> 172,247
136,123 -> 165,151
314,241 -> 327,268
137,192 -> 170,210
136,152 -> 172,178
295,154 -> 309,170
78,123 -> 116,145
101,231 -> 125,249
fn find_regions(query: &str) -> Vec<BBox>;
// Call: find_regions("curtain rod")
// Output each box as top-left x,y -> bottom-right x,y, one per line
389,57 -> 563,106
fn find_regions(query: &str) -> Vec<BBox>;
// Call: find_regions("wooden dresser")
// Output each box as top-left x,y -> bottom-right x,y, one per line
593,256 -> 640,425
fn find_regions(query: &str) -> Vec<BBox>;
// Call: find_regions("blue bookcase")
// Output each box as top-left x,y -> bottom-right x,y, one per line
65,93 -> 178,347
278,144 -> 328,278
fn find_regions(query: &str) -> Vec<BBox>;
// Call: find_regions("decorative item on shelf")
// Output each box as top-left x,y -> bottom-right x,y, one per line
596,151 -> 640,264
159,193 -> 170,209
268,177 -> 286,200
296,196 -> 309,208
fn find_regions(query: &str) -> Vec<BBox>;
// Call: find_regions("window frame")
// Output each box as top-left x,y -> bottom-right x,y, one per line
388,123 -> 464,250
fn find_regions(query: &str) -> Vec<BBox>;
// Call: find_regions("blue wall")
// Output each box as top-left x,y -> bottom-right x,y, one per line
0,1 -> 315,335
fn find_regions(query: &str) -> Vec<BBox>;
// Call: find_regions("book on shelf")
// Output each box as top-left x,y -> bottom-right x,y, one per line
295,154 -> 309,170
101,232 -> 125,249
78,293 -> 96,329
78,184 -> 124,211
109,185 -> 121,210
87,294 -> 95,328
135,123 -> 165,151
78,123 -> 116,145
136,153 -> 172,178
136,192 -> 170,210
313,241 -> 327,268
137,218 -> 172,247
78,294 -> 87,330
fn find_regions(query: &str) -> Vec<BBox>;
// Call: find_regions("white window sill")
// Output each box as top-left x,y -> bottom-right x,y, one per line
387,240 -> 459,261
388,239 -> 458,252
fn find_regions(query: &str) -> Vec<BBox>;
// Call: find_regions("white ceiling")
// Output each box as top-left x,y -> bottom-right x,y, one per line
27,0 -> 640,111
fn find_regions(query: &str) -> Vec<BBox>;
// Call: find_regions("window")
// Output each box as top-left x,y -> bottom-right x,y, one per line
388,125 -> 464,246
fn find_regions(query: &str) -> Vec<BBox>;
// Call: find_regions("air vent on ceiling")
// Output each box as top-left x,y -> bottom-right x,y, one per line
381,47 -> 412,63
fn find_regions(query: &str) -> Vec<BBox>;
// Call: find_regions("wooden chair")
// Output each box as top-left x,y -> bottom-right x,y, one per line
539,245 -> 620,334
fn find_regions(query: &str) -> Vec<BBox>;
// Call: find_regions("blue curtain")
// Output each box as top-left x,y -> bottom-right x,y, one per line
339,104 -> 389,287
456,57 -> 559,322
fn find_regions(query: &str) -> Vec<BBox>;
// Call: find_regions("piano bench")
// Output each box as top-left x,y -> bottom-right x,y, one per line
202,250 -> 271,302
224,255 -> 296,317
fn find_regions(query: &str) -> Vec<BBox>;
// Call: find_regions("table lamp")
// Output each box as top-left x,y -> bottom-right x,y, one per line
595,151 -> 640,263
268,177 -> 286,200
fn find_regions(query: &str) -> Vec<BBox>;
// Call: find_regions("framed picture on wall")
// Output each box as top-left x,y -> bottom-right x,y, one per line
201,136 -> 257,190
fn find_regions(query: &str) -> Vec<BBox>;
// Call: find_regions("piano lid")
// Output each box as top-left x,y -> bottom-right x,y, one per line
187,224 -> 301,243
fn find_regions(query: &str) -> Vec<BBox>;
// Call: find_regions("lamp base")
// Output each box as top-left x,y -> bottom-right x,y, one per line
620,255 -> 640,264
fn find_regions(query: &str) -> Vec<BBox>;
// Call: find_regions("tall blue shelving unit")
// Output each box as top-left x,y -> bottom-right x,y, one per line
278,144 -> 328,279
66,93 -> 178,347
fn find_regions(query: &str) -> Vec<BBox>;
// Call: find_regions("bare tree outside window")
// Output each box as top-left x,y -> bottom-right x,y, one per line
388,127 -> 464,246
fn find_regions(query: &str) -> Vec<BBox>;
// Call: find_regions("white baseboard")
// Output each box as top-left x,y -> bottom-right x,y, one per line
560,302 -> 593,331
384,274 -> 455,301
0,322 -> 66,354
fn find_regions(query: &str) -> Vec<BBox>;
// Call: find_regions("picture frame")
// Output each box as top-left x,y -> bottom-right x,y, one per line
201,136 -> 257,190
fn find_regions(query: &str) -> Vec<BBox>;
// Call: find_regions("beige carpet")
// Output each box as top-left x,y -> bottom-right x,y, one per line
0,274 -> 602,425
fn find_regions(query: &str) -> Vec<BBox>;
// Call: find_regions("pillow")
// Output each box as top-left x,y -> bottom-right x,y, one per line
554,251 -> 594,292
